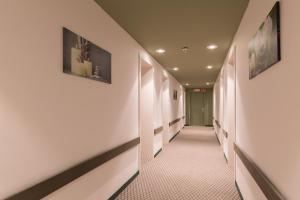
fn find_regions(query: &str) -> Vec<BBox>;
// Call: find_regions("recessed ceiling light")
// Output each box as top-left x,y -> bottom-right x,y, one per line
173,67 -> 179,71
185,83 -> 190,86
156,48 -> 166,54
206,82 -> 211,85
207,44 -> 218,50
206,65 -> 213,69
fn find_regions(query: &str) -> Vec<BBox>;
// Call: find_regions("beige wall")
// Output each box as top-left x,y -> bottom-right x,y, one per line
0,0 -> 183,199
215,0 -> 300,199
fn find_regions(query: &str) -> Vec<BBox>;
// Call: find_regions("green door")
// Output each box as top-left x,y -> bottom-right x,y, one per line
186,89 -> 213,126
190,92 -> 205,125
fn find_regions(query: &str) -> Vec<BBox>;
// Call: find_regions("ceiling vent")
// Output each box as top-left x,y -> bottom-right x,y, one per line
181,46 -> 189,53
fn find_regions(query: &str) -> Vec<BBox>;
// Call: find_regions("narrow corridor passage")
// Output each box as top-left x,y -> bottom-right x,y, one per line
116,127 -> 240,200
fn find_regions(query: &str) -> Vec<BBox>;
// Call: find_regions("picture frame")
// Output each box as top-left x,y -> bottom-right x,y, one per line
248,2 -> 281,79
63,27 -> 112,83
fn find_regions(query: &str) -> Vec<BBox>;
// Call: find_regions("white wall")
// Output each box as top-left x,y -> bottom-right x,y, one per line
216,47 -> 236,169
153,65 -> 163,155
215,0 -> 300,199
162,80 -> 170,144
139,55 -> 184,159
214,71 -> 225,146
154,71 -> 184,149
167,76 -> 185,140
0,0 -> 183,199
140,69 -> 154,164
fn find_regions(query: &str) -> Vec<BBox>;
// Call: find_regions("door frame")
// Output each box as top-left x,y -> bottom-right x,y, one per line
138,54 -> 154,167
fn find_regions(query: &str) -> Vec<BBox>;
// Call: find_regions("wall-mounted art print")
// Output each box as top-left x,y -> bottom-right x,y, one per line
248,2 -> 280,79
63,28 -> 111,83
173,90 -> 178,100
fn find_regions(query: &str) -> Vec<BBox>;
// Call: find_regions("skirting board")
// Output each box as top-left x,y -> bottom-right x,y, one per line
108,171 -> 139,200
169,131 -> 180,142
154,148 -> 162,158
235,181 -> 244,200
215,133 -> 221,145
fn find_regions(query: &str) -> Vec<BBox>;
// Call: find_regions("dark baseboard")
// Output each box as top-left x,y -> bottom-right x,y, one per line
169,131 -> 180,142
108,171 -> 139,200
215,133 -> 221,145
235,181 -> 244,200
205,125 -> 213,127
154,148 -> 162,158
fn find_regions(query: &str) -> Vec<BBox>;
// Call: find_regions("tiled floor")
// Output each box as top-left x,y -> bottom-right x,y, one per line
116,126 -> 240,200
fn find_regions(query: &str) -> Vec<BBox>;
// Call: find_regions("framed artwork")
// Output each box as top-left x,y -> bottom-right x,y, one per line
63,27 -> 111,83
173,90 -> 178,100
249,2 -> 280,79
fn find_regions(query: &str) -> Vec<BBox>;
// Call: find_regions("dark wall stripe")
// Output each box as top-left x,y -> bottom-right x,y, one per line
215,132 -> 221,145
154,148 -> 162,158
108,171 -> 139,200
154,126 -> 163,135
169,118 -> 181,127
234,143 -> 285,200
6,138 -> 140,200
169,131 -> 180,142
235,181 -> 244,200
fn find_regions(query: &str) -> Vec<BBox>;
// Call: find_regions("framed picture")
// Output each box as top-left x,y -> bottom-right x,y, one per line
173,90 -> 178,100
63,27 -> 111,83
248,2 -> 280,79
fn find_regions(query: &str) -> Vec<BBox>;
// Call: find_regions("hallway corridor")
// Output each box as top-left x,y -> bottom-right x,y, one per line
116,127 -> 240,200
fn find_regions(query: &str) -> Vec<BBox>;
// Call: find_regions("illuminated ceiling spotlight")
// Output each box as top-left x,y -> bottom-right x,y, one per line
173,67 -> 179,71
206,44 -> 218,50
185,83 -> 190,86
156,48 -> 166,54
206,65 -> 213,69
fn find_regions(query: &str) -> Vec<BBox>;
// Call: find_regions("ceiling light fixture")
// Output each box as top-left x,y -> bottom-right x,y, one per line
156,48 -> 166,54
207,44 -> 218,50
173,67 -> 179,71
185,83 -> 190,86
206,65 -> 213,69
206,82 -> 210,85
